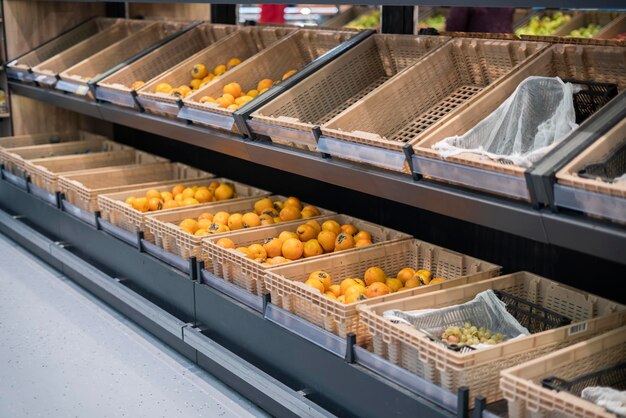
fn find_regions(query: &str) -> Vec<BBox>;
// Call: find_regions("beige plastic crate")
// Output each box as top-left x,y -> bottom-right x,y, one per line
202,214 -> 411,296
413,44 -> 626,179
145,195 -> 334,261
358,271 -> 625,406
98,179 -> 270,242
6,18 -> 121,79
550,11 -> 622,37
24,149 -> 167,194
138,26 -> 294,117
595,14 -> 626,40
97,23 -> 237,106
265,239 -> 500,346
501,326 -> 626,418
557,118 -> 626,199
320,38 -> 547,171
182,28 -> 356,132
5,138 -> 121,177
31,20 -> 151,82
58,162 -> 214,212
0,130 -> 104,172
59,21 -> 187,92
250,34 -> 450,151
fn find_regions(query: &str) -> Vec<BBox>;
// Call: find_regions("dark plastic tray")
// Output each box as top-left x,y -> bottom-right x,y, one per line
542,361 -> 626,397
578,141 -> 626,183
564,79 -> 619,124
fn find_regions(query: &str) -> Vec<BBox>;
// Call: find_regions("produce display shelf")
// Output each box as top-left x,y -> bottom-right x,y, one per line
0,176 -> 484,418
9,81 -> 626,266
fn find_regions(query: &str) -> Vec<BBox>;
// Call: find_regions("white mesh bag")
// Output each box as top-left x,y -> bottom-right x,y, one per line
433,76 -> 580,167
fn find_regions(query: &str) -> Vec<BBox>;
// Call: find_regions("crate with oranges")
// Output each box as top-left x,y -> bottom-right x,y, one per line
97,178 -> 269,240
145,195 -> 334,262
264,239 -> 501,345
202,214 -> 411,295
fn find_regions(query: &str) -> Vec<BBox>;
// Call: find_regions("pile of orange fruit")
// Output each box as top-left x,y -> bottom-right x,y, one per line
197,69 -> 297,110
214,217 -> 373,266
304,266 -> 445,304
176,196 -> 320,237
124,182 -> 236,213
144,59 -> 241,98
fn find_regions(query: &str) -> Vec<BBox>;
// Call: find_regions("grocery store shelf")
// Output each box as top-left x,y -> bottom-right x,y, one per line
9,81 -> 626,265
0,177 -> 468,418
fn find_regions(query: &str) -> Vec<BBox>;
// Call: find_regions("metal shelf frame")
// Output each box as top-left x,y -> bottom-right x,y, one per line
8,81 -> 626,265
0,176 -> 494,418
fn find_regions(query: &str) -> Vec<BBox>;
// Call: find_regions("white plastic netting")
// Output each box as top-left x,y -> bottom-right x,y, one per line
433,77 -> 580,167
582,387 -> 626,416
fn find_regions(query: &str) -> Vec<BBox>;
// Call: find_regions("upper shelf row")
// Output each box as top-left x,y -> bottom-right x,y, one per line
5,18 -> 626,231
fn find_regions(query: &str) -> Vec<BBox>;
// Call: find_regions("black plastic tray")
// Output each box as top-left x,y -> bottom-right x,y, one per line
542,361 -> 626,397
578,141 -> 626,183
564,79 -> 619,124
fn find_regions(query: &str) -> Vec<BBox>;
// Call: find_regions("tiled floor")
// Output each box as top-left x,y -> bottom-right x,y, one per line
0,233 -> 269,418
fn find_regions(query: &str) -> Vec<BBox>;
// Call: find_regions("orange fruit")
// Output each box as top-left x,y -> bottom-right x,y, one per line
174,194 -> 184,203
385,278 -> 403,293
189,79 -> 202,90
303,239 -> 323,258
317,230 -> 337,253
281,238 -> 303,260
182,188 -> 195,199
305,220 -> 321,234
194,188 -> 212,203
337,295 -> 346,304
198,212 -> 214,222
227,104 -> 239,111
200,96 -> 217,104
296,224 -> 317,242
133,197 -> 149,213
214,184 -> 234,201
404,277 -> 421,289
160,191 -> 174,201
236,247 -> 254,259
273,217 -> 281,224
223,82 -> 242,98
195,229 -> 208,237
325,291 -> 338,300
259,88 -> 269,94
170,87 -> 188,98
282,69 -> 297,80
302,205 -> 320,216
334,232 -> 355,251
178,85 -> 192,96
353,278 -> 366,287
328,284 -> 341,298
364,267 -> 386,286
344,284 -> 366,300
322,220 -> 341,235
365,282 -> 391,298
198,219 -> 212,231
301,209 -> 316,218
273,201 -> 285,211
259,214 -> 274,225
284,196 -> 303,211
355,240 -> 372,248
278,231 -> 298,242
213,64 -> 226,76
145,189 -> 161,200
215,97 -> 231,108
155,83 -> 172,94
341,224 -> 358,236
429,277 -> 446,285
354,230 -> 372,242
192,64 -> 208,79
415,269 -> 432,285
248,244 -> 267,259
148,197 -> 163,211
221,93 -> 235,104
162,200 -> 178,210
235,96 -> 253,106
216,238 -> 235,249
227,213 -> 244,230
257,79 -> 273,91
130,80 -> 144,90
172,184 -> 185,196
179,219 -> 199,234
268,256 -> 288,265
263,237 -> 283,258
261,208 -> 279,218
308,271 -> 331,290
254,198 -> 274,215
279,205 -> 301,222
396,268 -> 416,284
304,278 -> 325,294
125,196 -> 136,206
339,278 -> 358,295
213,211 -> 230,225
208,223 -> 230,234
226,58 -> 241,69
242,212 -> 261,228
182,197 -> 199,207
247,89 -> 259,98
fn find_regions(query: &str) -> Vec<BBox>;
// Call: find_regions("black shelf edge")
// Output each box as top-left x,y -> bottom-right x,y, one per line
10,81 -> 626,265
